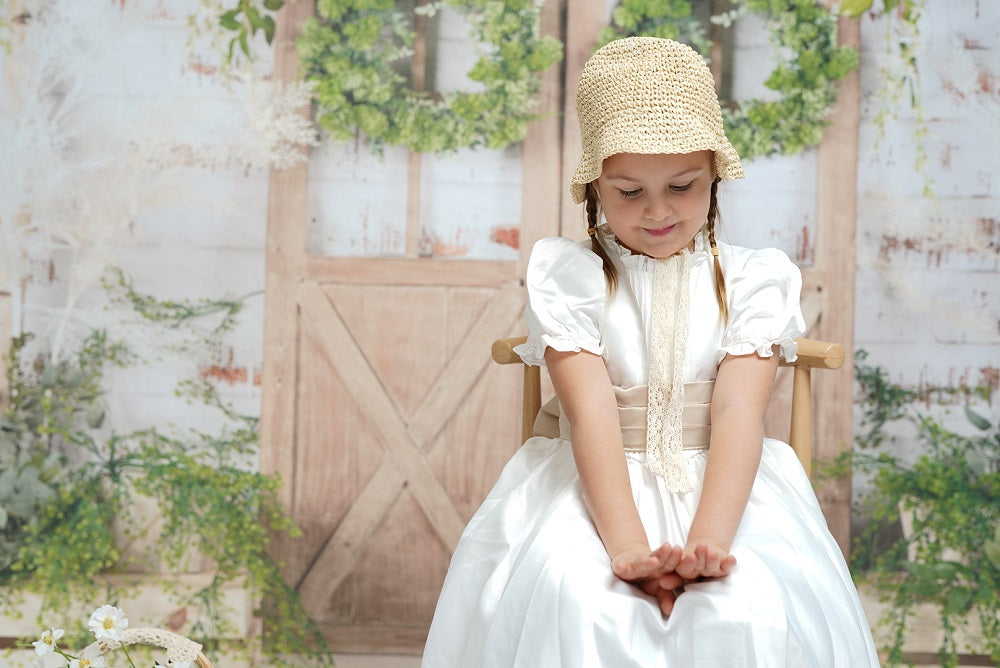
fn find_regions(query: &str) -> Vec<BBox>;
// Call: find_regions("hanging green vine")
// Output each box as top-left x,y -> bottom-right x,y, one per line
600,0 -> 859,160
296,0 -> 563,153
841,0 -> 931,195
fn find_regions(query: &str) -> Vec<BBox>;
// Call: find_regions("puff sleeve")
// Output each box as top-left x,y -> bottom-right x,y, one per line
513,237 -> 607,366
719,247 -> 805,362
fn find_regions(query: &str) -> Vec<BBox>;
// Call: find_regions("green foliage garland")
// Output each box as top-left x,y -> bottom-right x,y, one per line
600,0 -> 859,160
296,0 -> 563,153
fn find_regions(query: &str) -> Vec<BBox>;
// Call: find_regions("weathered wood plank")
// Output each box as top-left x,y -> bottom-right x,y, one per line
518,0 -> 566,271
408,287 -> 525,449
812,13 -> 861,554
260,0 -> 314,507
305,256 -> 519,286
560,2 -> 606,238
298,461 -> 407,617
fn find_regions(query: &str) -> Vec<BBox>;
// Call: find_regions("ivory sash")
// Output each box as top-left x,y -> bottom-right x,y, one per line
532,380 -> 714,451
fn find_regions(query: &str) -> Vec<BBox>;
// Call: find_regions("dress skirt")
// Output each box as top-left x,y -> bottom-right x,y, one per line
421,437 -> 880,667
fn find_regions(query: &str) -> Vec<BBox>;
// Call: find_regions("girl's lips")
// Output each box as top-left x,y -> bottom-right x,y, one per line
645,224 -> 676,237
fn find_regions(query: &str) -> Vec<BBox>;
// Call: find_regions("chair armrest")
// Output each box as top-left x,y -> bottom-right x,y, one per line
492,336 -> 528,365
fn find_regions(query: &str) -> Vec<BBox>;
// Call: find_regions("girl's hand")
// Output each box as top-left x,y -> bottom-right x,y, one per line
611,544 -> 687,616
676,541 -> 736,580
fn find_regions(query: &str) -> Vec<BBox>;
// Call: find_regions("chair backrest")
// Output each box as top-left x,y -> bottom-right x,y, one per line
491,336 -> 845,478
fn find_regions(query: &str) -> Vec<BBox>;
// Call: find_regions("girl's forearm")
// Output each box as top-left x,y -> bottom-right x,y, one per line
570,413 -> 650,558
687,352 -> 778,551
686,410 -> 763,550
545,349 -> 650,559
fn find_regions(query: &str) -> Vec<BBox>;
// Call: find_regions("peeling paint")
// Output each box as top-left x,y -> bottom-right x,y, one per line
977,66 -> 999,97
981,366 -> 1000,393
961,35 -> 985,50
199,349 -> 249,385
940,143 -> 955,169
877,217 -> 1000,263
419,227 -> 470,257
798,225 -> 811,264
489,226 -> 520,250
187,62 -> 218,76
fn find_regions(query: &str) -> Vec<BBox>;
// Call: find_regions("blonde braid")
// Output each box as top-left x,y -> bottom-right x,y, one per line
706,178 -> 728,323
585,183 -> 619,295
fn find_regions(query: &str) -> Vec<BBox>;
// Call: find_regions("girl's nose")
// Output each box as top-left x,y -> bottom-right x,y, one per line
645,196 -> 673,222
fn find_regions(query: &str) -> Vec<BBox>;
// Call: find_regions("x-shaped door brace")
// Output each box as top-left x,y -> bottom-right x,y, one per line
295,280 -> 525,613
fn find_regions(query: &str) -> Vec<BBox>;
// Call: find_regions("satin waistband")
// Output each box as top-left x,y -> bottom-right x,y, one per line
532,381 -> 714,451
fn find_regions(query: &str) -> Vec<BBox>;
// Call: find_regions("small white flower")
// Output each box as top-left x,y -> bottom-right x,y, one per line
32,627 -> 64,655
87,604 -> 129,641
69,657 -> 106,668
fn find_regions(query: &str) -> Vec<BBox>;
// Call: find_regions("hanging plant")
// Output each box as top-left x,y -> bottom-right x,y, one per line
296,0 -> 563,153
600,0 -> 859,160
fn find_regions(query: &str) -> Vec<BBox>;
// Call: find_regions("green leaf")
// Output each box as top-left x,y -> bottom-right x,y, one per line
263,0 -> 284,10
964,406 -> 992,431
839,0 -> 874,18
262,15 -> 277,44
219,10 -> 241,31
238,28 -> 251,57
944,586 -> 974,615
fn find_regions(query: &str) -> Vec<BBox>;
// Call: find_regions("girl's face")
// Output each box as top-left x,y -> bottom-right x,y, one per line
595,151 -> 714,259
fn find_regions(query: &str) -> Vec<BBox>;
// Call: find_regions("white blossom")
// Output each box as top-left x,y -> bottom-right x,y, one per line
87,604 -> 129,641
32,627 -> 64,655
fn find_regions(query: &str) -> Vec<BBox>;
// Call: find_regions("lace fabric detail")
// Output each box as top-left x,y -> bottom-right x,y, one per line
645,250 -> 693,492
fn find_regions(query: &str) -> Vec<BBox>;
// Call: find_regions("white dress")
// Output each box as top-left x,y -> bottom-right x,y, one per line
422,228 -> 880,667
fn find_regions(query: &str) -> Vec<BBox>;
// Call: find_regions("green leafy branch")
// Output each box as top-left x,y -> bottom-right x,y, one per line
218,0 -> 285,61
844,352 -> 1000,665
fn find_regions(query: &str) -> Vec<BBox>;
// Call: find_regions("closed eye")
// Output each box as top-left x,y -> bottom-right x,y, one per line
618,188 -> 642,200
670,181 -> 694,193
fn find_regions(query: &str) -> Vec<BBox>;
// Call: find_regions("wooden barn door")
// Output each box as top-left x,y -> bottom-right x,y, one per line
260,1 -> 563,653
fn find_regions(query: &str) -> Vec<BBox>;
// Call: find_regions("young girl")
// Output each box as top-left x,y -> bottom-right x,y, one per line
422,36 -> 879,667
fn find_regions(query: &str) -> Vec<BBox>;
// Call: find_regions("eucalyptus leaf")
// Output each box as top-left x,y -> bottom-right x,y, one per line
85,403 -> 106,429
0,468 -> 15,498
965,406 -> 992,431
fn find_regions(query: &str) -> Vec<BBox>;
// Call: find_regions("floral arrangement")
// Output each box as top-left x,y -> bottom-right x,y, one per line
28,605 -> 201,668
599,0 -> 859,160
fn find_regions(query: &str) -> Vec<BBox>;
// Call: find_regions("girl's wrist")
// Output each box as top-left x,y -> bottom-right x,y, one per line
609,541 -> 652,562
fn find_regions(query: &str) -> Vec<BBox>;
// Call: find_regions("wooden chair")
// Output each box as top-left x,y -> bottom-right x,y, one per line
490,336 -> 845,478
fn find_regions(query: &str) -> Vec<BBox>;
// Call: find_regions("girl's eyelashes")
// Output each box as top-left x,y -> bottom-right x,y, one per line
616,182 -> 694,200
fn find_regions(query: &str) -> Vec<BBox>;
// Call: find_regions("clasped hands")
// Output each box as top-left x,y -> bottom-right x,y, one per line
611,542 -> 735,617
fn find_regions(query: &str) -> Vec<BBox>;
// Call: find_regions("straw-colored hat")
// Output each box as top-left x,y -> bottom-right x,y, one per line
570,36 -> 744,204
